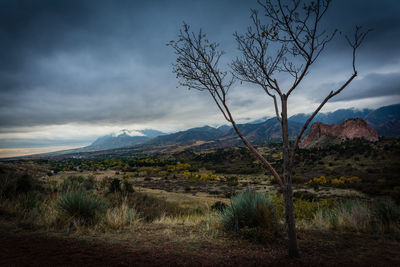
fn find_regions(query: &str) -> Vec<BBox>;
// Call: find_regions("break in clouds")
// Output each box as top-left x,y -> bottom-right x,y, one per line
0,0 -> 399,149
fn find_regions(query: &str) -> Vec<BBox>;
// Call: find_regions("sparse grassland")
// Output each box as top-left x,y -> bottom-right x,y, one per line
0,138 -> 399,265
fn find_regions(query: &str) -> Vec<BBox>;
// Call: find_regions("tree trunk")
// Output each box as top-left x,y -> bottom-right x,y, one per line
283,179 -> 299,257
281,96 -> 300,258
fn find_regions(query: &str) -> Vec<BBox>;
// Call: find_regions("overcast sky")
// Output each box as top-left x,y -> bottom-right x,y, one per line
0,0 -> 399,155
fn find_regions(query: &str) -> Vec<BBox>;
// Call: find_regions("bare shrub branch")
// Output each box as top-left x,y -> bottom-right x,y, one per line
168,23 -> 283,187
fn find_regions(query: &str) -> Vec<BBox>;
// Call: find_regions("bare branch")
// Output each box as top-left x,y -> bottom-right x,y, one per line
290,72 -> 356,164
251,0 -> 338,98
289,27 -> 370,166
169,23 -> 284,188
346,26 -> 373,73
169,1 -> 370,259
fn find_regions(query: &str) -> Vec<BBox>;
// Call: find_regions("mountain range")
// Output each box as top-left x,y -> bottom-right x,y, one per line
78,103 -> 399,153
71,129 -> 166,152
18,103 -> 399,158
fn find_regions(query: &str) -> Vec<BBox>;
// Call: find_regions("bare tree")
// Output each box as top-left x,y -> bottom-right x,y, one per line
168,0 -> 369,258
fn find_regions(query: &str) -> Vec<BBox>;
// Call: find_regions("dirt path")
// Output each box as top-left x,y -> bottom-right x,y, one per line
0,230 -> 287,266
1,213 -> 400,267
2,227 -> 400,267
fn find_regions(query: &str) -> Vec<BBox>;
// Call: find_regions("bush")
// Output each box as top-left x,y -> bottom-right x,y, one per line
293,191 -> 317,202
372,199 -> 400,231
109,178 -> 121,193
83,175 -> 97,190
127,192 -> 181,221
220,190 -> 277,232
121,180 -> 134,194
0,174 -> 38,198
18,191 -> 44,211
391,187 -> 400,204
59,176 -> 82,192
313,200 -> 372,232
16,174 -> 35,194
57,190 -> 107,224
59,176 -> 96,192
0,175 -> 14,198
211,201 -> 228,212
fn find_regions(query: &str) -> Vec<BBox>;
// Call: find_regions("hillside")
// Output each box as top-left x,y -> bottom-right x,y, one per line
144,126 -> 224,146
12,103 -> 400,159
218,118 -> 302,145
299,118 -> 378,148
364,104 -> 400,137
290,104 -> 400,137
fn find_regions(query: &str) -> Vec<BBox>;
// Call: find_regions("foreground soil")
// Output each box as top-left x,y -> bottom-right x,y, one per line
1,221 -> 400,267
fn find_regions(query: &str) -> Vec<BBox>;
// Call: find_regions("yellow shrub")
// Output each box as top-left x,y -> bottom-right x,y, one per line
331,178 -> 345,185
208,173 -> 217,180
347,176 -> 361,183
176,163 -> 191,171
200,173 -> 208,181
183,171 -> 191,179
305,175 -> 328,186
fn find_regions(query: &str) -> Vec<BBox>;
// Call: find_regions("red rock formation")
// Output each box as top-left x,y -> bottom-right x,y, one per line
299,118 -> 378,148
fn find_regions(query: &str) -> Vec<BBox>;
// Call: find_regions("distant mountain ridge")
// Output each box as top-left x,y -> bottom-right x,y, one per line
364,104 -> 400,137
145,126 -> 223,146
80,129 -> 166,152
289,104 -> 399,137
86,104 -> 400,152
217,119 -> 302,145
289,108 -> 372,125
18,103 -> 399,159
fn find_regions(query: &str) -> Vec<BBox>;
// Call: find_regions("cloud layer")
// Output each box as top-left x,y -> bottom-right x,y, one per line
0,0 -> 399,149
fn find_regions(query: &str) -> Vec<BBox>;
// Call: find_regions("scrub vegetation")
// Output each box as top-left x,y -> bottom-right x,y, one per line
0,138 -> 399,265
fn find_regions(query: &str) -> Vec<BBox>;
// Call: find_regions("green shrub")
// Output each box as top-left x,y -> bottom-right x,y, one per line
0,174 -> 38,198
121,180 -> 134,193
129,193 -> 180,221
59,176 -> 84,192
59,176 -> 97,193
16,174 -> 35,194
109,178 -> 121,193
293,191 -> 317,202
211,201 -> 228,212
294,199 -> 324,220
372,199 -> 400,229
57,190 -> 107,224
220,190 -> 277,232
83,175 -> 96,190
18,191 -> 44,211
273,194 -> 336,221
0,175 -> 14,198
391,187 -> 400,205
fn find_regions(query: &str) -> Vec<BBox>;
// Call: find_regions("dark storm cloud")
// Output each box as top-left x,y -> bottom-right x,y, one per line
319,0 -> 400,68
0,0 -> 399,131
0,0 -> 257,128
309,72 -> 400,103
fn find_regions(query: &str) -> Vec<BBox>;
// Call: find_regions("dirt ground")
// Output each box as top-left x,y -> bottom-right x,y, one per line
1,221 -> 400,267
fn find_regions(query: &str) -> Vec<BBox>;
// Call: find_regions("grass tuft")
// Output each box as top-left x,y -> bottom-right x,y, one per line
220,190 -> 277,232
103,198 -> 140,230
57,190 -> 107,224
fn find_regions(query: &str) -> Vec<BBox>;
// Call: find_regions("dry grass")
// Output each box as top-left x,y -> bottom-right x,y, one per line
36,198 -> 59,229
101,198 -> 141,231
300,200 -> 400,234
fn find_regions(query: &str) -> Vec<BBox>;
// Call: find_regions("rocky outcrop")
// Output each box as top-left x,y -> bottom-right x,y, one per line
299,118 -> 378,148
